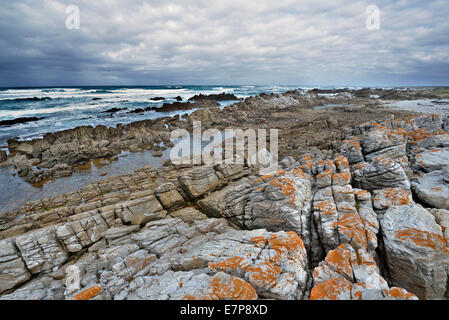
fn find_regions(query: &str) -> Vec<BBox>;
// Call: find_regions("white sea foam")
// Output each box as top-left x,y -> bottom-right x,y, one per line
0,103 -> 104,117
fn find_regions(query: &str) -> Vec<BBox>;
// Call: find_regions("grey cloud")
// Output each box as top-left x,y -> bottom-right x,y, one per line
0,0 -> 448,87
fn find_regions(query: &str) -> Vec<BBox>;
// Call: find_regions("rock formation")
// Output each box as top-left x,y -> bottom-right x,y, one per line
1,89 -> 449,300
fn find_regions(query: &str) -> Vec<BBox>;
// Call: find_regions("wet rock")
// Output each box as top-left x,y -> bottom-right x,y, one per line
0,150 -> 6,163
129,108 -> 145,114
381,204 -> 449,299
152,150 -> 163,157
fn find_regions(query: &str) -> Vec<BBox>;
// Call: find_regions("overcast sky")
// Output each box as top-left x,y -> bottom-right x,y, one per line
0,0 -> 448,87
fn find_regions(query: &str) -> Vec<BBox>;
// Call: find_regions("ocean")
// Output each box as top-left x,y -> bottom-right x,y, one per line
0,85 -> 353,148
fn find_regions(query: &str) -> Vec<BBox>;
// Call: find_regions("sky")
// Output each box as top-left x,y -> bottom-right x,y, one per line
0,0 -> 448,87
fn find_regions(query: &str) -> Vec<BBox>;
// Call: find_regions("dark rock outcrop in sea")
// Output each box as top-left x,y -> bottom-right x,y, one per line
102,107 -> 128,114
7,97 -> 52,102
145,100 -> 220,113
0,117 -> 44,127
188,92 -> 240,101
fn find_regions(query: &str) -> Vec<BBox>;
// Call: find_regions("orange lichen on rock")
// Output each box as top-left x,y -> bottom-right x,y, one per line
314,200 -> 338,216
374,156 -> 393,166
292,167 -> 307,178
73,286 -> 102,300
250,236 -> 267,248
302,155 -> 312,161
209,256 -> 249,271
183,277 -> 258,300
300,162 -> 313,170
324,245 -> 353,278
395,228 -> 449,254
355,190 -> 370,199
317,160 -> 336,170
208,277 -> 257,300
335,156 -> 349,170
268,231 -> 305,257
276,170 -> 286,176
337,213 -> 368,250
373,188 -> 410,206
352,162 -> 366,170
343,137 -> 361,149
246,261 -> 282,288
352,287 -> 363,300
209,231 -> 304,290
310,278 -> 352,300
332,172 -> 351,185
269,177 -> 296,198
383,287 -> 417,300
317,169 -> 333,179
406,128 -> 434,144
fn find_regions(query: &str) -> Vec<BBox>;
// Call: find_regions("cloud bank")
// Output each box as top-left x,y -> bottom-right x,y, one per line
0,0 -> 448,87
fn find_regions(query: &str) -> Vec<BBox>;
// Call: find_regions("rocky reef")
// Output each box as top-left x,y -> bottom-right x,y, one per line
1,88 -> 449,300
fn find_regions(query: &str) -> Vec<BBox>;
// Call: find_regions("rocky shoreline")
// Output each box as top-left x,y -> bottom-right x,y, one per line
1,87 -> 442,185
1,87 -> 449,300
